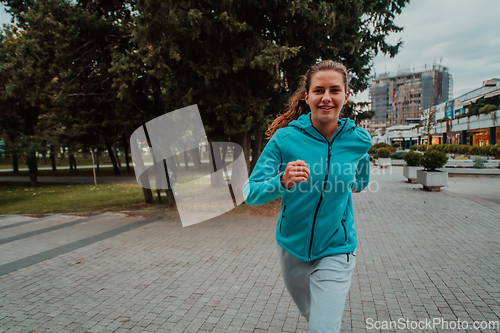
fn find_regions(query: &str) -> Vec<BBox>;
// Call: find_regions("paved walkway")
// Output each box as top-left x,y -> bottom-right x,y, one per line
0,166 -> 499,332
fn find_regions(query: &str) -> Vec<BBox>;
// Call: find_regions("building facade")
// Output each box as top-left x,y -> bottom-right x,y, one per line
373,78 -> 500,148
370,64 -> 452,127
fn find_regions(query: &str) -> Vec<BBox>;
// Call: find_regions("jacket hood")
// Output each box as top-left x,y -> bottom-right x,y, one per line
288,112 -> 355,141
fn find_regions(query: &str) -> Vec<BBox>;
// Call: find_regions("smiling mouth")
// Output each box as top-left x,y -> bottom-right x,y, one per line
319,106 -> 334,111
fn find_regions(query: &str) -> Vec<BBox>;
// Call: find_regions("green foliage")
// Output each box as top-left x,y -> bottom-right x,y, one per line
377,148 -> 391,158
421,149 -> 448,171
403,151 -> 422,166
0,183 -> 145,214
473,157 -> 485,169
354,110 -> 375,125
479,104 -> 498,114
436,117 -> 451,123
412,144 -> 427,152
459,145 -> 471,154
1,0 -> 411,181
479,145 -> 493,156
373,142 -> 390,149
491,145 -> 499,158
445,144 -> 457,153
391,151 -> 407,160
467,97 -> 486,117
469,145 -> 480,156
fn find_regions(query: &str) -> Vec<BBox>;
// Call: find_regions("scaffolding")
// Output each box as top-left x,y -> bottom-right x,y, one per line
371,63 -> 452,126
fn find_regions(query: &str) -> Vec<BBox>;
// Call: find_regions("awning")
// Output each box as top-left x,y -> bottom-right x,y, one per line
485,88 -> 500,99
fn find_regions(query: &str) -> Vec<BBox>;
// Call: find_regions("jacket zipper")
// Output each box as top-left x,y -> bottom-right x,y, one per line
280,205 -> 286,233
308,122 -> 346,260
341,218 -> 347,243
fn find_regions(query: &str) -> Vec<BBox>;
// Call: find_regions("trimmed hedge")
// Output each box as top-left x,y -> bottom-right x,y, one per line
391,151 -> 407,160
421,150 -> 448,171
377,148 -> 391,158
403,151 -> 422,166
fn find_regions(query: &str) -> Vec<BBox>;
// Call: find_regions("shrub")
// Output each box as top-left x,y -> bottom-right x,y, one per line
491,145 -> 499,158
377,148 -> 391,158
421,149 -> 448,171
414,144 -> 427,152
459,145 -> 470,154
456,113 -> 467,119
368,147 -> 377,155
473,157 -> 485,169
480,144 -> 495,156
373,142 -> 390,149
391,151 -> 407,160
446,144 -> 459,154
469,146 -> 480,156
479,104 -> 498,114
403,151 -> 422,166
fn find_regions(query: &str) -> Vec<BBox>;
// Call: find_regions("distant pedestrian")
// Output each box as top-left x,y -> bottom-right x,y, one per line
243,60 -> 371,332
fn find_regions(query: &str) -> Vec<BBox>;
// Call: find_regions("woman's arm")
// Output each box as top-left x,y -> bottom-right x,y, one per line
243,133 -> 291,206
351,153 -> 370,192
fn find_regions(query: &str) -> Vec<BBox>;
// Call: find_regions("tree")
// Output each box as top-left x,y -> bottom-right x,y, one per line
1,0 -> 138,183
132,0 -> 409,174
419,108 -> 436,147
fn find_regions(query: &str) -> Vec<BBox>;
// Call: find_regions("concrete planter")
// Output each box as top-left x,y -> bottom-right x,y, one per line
391,159 -> 405,166
417,169 -> 448,191
403,165 -> 423,183
377,158 -> 391,168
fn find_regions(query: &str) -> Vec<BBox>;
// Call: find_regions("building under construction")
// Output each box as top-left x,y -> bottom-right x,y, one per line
370,64 -> 453,127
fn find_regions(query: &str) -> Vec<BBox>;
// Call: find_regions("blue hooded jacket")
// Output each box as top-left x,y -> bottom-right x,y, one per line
243,113 -> 371,261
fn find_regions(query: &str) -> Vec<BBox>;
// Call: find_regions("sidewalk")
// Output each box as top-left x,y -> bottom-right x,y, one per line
0,166 -> 499,332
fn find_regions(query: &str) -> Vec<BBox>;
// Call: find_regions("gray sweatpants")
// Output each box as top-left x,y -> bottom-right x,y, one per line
277,244 -> 356,333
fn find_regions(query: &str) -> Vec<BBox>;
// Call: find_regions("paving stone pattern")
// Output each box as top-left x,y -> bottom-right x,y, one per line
0,166 -> 499,332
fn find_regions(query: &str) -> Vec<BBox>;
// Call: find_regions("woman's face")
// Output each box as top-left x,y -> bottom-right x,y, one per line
305,70 -> 349,126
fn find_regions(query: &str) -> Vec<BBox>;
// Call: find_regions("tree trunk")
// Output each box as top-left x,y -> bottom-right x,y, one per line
209,143 -> 226,188
26,151 -> 38,187
222,146 -> 227,165
106,142 -> 121,176
50,153 -> 57,172
183,150 -> 189,170
188,148 -> 202,168
122,134 -> 131,173
42,151 -> 47,165
113,144 -> 122,167
96,150 -> 100,172
173,153 -> 180,168
230,143 -> 247,204
69,153 -> 77,172
250,130 -> 263,173
143,188 -> 154,203
239,131 -> 251,175
12,154 -> 19,173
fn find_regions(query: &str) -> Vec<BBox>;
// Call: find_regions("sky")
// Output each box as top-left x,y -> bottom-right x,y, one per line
1,1 -> 499,103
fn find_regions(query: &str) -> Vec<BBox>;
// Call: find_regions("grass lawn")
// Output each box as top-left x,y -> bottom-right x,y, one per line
0,166 -> 136,178
0,183 -> 152,215
1,181 -> 281,217
0,155 -> 105,169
